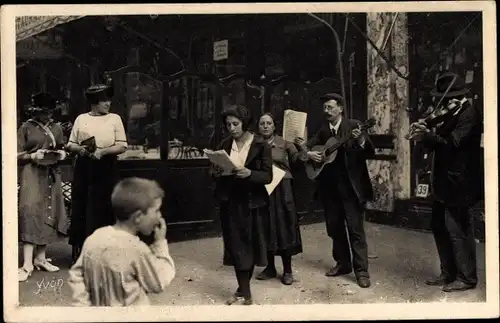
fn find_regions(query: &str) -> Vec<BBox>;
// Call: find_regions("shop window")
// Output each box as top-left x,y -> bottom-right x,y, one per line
167,76 -> 217,160
119,72 -> 162,160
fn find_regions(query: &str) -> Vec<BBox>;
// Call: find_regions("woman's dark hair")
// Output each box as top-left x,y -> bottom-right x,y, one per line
221,104 -> 253,131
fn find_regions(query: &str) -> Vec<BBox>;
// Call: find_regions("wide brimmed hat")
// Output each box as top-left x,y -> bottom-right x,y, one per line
320,93 -> 345,104
85,84 -> 114,102
28,92 -> 57,113
430,72 -> 469,98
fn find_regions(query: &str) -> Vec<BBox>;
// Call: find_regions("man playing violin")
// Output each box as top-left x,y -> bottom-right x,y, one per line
296,93 -> 375,288
409,72 -> 483,292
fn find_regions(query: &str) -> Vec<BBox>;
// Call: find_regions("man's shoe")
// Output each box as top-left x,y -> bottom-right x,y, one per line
425,274 -> 455,286
442,281 -> 476,292
325,265 -> 352,277
357,276 -> 371,288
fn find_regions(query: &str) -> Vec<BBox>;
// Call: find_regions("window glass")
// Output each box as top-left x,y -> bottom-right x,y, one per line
119,72 -> 162,160
167,76 -> 217,160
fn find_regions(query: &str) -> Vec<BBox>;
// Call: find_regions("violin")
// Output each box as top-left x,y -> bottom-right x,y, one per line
406,98 -> 467,140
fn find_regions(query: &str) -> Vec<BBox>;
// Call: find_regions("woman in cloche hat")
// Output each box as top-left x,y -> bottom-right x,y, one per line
66,82 -> 128,262
17,92 -> 69,282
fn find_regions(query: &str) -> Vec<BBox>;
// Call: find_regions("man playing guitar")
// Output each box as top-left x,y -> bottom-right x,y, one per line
296,93 -> 375,288
409,72 -> 482,292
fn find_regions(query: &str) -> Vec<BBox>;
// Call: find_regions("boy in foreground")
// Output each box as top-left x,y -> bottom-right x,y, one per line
68,177 -> 175,306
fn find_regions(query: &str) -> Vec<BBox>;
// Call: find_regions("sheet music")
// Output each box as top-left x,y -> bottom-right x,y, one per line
265,165 -> 287,195
203,149 -> 238,174
282,109 -> 307,142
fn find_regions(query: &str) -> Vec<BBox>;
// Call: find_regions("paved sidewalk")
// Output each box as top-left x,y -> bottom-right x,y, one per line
18,222 -> 486,306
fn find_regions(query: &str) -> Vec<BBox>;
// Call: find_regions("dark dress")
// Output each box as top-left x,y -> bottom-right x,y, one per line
265,135 -> 305,256
67,113 -> 127,253
68,155 -> 119,249
212,135 -> 273,270
17,119 -> 69,245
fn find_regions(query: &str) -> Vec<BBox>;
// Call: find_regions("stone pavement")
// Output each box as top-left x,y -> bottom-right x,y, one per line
18,222 -> 486,306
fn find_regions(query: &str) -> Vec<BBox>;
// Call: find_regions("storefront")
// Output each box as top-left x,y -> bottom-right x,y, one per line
16,13 -> 369,232
364,11 -> 485,240
16,12 -> 484,238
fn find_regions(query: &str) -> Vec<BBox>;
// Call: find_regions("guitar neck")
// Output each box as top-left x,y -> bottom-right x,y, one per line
324,134 -> 353,155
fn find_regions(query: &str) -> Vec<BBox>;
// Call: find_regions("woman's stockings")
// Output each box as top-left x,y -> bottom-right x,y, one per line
235,266 -> 254,299
22,243 -> 35,270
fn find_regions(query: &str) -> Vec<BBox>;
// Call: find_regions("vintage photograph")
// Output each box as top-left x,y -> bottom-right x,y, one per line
2,2 -> 498,322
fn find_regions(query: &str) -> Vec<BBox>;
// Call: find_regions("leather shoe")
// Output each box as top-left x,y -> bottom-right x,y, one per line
325,265 -> 352,277
357,276 -> 371,288
281,273 -> 294,285
425,274 -> 455,286
443,281 -> 476,292
256,268 -> 277,280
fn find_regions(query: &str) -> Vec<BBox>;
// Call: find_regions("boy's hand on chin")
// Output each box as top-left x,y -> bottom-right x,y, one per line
154,218 -> 167,242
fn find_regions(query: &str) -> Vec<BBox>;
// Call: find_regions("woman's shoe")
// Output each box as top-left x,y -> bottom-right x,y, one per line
225,290 -> 244,305
242,297 -> 253,305
18,267 -> 33,282
256,267 -> 277,280
34,258 -> 60,272
281,273 -> 294,285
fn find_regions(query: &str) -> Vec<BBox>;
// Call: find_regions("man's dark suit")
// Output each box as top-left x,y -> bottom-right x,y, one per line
421,100 -> 482,287
307,117 -> 375,278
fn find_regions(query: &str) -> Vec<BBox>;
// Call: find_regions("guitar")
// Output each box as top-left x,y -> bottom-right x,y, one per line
305,118 -> 376,180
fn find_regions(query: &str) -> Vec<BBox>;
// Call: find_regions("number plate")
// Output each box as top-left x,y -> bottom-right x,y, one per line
416,184 -> 429,198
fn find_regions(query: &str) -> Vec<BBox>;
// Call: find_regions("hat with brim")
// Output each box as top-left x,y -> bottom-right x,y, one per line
430,72 -> 469,98
28,92 -> 57,113
85,84 -> 114,102
320,93 -> 345,104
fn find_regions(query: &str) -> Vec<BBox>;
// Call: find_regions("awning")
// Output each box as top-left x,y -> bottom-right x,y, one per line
16,16 -> 85,42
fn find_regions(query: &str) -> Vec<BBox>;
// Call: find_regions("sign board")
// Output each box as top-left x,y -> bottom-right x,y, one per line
415,184 -> 429,198
213,40 -> 228,61
16,35 -> 63,59
16,16 -> 84,42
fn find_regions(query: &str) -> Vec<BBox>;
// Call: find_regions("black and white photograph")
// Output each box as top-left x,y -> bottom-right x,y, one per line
2,2 -> 498,322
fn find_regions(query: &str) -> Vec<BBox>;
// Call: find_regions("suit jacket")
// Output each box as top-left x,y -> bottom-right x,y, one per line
211,134 -> 273,209
307,117 -> 375,203
421,101 -> 483,206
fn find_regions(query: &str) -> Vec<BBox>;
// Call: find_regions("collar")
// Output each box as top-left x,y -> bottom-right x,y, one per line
231,133 -> 254,152
329,117 -> 342,132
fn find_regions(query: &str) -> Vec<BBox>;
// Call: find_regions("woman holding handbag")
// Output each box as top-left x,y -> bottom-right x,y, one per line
66,83 -> 128,262
18,92 -> 69,282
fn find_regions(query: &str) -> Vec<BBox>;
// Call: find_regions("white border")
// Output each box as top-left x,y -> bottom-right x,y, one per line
2,2 -> 498,322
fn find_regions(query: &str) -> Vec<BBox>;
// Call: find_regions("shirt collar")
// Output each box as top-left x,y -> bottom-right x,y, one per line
231,133 -> 254,152
329,117 -> 342,132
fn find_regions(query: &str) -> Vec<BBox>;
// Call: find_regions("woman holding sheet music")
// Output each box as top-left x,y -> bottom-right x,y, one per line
209,105 -> 273,305
65,84 -> 128,263
255,113 -> 306,285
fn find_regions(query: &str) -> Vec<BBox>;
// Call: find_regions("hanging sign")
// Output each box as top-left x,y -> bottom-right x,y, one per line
16,16 -> 84,42
213,39 -> 228,61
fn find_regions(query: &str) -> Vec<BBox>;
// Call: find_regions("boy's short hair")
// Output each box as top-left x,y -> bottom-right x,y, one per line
111,177 -> 165,221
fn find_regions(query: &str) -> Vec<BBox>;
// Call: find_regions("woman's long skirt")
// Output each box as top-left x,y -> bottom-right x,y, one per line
69,155 -> 119,250
219,201 -> 268,270
18,164 -> 68,245
265,179 -> 303,256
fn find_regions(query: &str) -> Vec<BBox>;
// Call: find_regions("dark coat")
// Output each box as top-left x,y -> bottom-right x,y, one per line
421,101 -> 483,206
211,135 -> 273,208
210,134 -> 273,269
307,117 -> 375,203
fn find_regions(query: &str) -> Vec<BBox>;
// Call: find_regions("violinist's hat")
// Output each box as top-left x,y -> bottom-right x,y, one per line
430,72 -> 469,98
